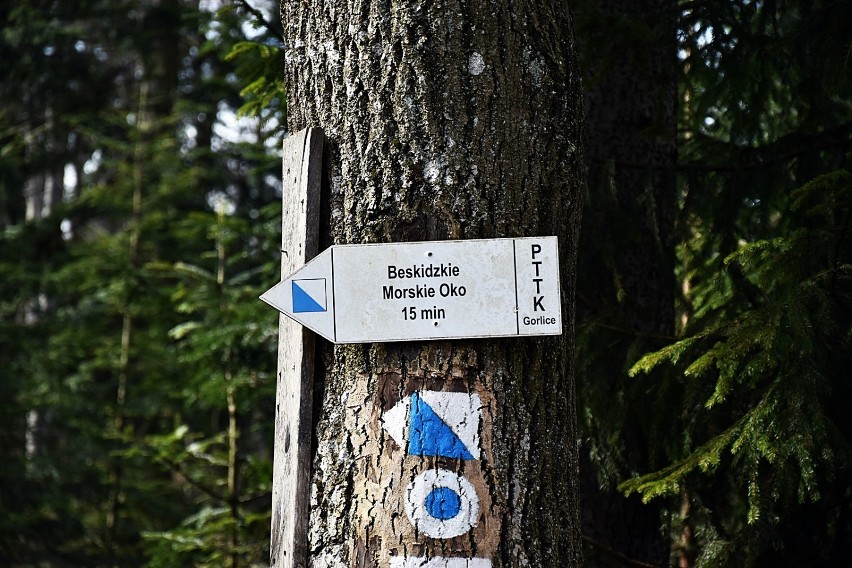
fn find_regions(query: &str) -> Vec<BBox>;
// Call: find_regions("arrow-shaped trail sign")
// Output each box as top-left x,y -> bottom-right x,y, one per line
260,237 -> 562,344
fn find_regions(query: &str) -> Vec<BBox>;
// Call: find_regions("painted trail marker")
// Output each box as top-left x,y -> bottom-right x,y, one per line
260,236 -> 562,343
270,127 -> 323,568
381,391 -> 482,460
353,376 -> 498,566
390,559 -> 491,568
405,468 -> 480,539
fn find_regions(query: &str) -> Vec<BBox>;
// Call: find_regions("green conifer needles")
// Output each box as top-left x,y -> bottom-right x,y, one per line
623,169 -> 852,534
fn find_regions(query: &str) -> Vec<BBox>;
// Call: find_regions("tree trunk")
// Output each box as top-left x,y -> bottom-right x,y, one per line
574,0 -> 677,565
580,0 -> 677,336
280,1 -> 585,567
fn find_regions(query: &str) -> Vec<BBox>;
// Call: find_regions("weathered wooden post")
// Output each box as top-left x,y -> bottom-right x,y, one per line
268,128 -> 324,568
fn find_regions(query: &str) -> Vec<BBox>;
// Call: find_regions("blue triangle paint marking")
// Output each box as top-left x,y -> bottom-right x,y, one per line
292,281 -> 326,313
408,392 -> 475,460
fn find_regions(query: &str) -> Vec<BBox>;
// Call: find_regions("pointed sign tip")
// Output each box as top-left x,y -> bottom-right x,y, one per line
258,286 -> 274,303
259,280 -> 289,314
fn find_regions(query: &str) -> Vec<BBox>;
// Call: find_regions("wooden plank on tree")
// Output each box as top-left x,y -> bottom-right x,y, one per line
270,127 -> 324,568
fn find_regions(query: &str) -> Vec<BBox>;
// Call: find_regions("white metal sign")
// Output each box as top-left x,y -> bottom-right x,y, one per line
260,237 -> 562,344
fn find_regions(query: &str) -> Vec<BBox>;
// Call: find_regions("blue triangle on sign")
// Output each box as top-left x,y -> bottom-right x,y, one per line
292,281 -> 326,313
408,392 -> 475,460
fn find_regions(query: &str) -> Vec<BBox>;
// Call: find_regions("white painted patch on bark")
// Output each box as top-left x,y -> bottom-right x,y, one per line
311,549 -> 347,568
381,396 -> 410,448
390,557 -> 492,568
468,52 -> 485,75
424,159 -> 443,183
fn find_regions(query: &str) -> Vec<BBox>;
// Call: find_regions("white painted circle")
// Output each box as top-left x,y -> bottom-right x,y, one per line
404,468 -> 480,539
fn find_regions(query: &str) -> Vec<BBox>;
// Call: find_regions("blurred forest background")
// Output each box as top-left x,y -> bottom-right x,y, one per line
0,0 -> 849,567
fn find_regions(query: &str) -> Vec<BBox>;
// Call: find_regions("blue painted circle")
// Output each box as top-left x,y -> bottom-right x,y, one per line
424,487 -> 462,520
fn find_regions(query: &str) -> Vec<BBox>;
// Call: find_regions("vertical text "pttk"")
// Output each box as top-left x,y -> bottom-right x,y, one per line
531,244 -> 545,311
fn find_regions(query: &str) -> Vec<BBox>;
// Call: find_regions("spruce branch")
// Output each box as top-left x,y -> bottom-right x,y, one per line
233,0 -> 285,45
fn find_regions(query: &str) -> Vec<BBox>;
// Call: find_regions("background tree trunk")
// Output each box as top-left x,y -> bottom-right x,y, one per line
579,0 -> 677,338
281,1 -> 586,566
574,0 -> 677,565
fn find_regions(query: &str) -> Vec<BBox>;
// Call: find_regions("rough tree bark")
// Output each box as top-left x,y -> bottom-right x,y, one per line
279,2 -> 585,566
